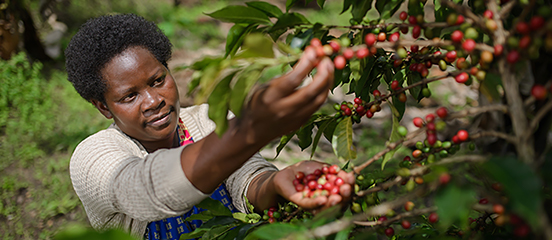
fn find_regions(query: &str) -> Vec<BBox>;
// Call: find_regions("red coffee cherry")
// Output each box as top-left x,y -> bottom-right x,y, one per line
329,40 -> 341,53
412,25 -> 421,39
389,32 -> 400,42
516,22 -> 530,35
356,47 -> 369,59
506,50 -> 520,64
343,48 -> 355,60
530,16 -> 545,30
377,32 -> 387,42
365,33 -> 377,46
436,107 -> 448,118
462,39 -> 476,52
385,227 -> 395,237
427,133 -> 437,146
439,173 -> 451,185
531,84 -> 548,100
391,80 -> 400,90
457,130 -> 469,141
428,212 -> 439,223
425,113 -> 435,123
413,117 -> 424,128
373,89 -> 381,97
519,35 -> 531,49
455,72 -> 469,83
456,15 -> 465,25
310,38 -> 322,47
401,220 -> 411,229
493,204 -> 505,214
483,10 -> 493,19
408,15 -> 417,24
494,44 -> 503,56
334,55 -> 346,70
399,11 -> 408,21
445,50 -> 457,62
451,30 -> 463,43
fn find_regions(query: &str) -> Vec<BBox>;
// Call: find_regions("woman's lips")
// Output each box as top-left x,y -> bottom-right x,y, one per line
148,111 -> 172,127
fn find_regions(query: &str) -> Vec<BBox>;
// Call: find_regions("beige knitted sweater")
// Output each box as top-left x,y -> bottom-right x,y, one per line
69,104 -> 278,238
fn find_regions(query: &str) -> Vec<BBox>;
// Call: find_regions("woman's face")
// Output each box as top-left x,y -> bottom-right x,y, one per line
94,46 -> 180,146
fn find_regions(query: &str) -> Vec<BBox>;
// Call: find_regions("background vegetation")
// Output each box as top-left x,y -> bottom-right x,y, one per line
0,0 -> 364,239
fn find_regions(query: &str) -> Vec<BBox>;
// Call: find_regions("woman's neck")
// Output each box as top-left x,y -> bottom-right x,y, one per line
141,130 -> 180,153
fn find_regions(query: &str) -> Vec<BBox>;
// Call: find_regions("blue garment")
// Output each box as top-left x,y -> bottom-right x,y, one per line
144,183 -> 238,240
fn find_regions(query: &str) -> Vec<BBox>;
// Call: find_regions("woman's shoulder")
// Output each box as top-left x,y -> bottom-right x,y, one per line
71,125 -> 143,162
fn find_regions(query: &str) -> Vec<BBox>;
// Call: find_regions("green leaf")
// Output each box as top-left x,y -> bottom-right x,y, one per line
195,61 -> 224,104
207,6 -> 272,24
229,66 -> 263,117
202,222 -> 239,239
375,0 -> 402,19
190,57 -> 224,71
271,13 -> 311,32
235,33 -> 275,59
435,185 -> 476,229
332,117 -> 357,161
381,102 -> 403,169
316,0 -> 326,8
482,156 -> 542,229
246,1 -> 284,18
407,71 -> 423,101
408,0 -> 424,16
286,0 -> 300,11
341,0 -> 354,14
196,198 -> 233,217
208,71 -> 237,136
297,115 -> 322,150
233,212 -> 249,223
249,223 -> 306,239
226,24 -> 252,58
275,131 -> 297,158
351,0 -> 373,23
311,118 -> 337,159
237,222 -> 263,240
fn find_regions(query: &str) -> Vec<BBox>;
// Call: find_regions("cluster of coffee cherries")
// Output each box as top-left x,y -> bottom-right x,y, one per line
261,203 -> 311,224
375,201 -> 440,237
309,37 -> 378,70
293,164 -> 345,198
333,96 -> 384,123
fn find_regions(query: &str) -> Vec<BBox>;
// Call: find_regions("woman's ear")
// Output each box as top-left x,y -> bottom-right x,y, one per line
91,99 -> 113,119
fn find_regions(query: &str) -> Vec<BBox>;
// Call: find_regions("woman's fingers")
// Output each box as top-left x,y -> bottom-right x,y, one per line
263,46 -> 323,103
277,57 -> 334,110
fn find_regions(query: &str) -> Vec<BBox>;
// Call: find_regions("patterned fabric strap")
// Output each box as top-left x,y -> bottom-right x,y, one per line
144,119 -> 238,240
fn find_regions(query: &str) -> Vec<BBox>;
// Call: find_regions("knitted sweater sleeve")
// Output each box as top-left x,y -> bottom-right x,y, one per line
69,129 -> 209,228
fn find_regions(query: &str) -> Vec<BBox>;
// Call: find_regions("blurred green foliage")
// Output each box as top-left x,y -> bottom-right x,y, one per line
0,52 -> 109,239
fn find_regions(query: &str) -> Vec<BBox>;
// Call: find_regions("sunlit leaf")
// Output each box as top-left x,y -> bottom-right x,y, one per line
226,24 -> 256,58
351,0 -> 373,23
375,0 -> 402,19
275,131 -> 297,158
332,117 -> 357,161
311,118 -> 337,159
207,6 -> 272,24
381,101 -> 403,169
208,71 -> 237,136
246,1 -> 284,18
229,67 -> 263,117
271,13 -> 311,32
235,33 -> 275,59
196,198 -> 233,217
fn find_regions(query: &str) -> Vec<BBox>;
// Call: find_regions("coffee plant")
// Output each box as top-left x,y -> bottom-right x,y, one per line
182,0 -> 552,239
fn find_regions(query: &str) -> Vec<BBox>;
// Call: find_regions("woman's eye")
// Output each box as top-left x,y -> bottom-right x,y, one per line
123,93 -> 136,102
153,76 -> 165,86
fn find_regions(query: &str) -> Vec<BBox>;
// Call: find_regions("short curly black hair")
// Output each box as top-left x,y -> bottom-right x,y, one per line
65,13 -> 172,104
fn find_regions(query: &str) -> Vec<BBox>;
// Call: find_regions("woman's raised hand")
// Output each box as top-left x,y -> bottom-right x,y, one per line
240,46 -> 334,145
